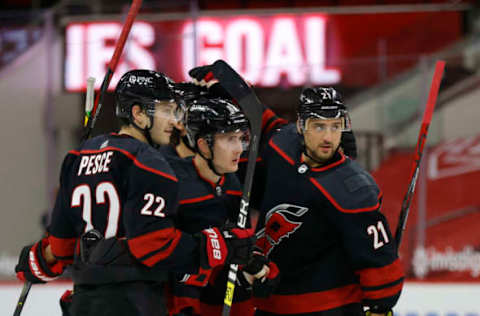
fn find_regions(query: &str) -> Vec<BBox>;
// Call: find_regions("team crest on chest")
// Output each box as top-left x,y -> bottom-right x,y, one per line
257,204 -> 309,255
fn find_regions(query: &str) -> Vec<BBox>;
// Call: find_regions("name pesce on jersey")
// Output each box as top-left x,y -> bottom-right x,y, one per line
77,151 -> 114,176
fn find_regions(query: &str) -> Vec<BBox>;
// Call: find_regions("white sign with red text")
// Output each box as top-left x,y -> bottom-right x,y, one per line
64,15 -> 340,91
428,135 -> 480,180
181,16 -> 340,86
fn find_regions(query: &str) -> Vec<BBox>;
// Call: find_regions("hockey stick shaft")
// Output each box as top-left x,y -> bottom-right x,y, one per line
13,3 -> 142,310
83,0 -> 143,140
394,60 -> 446,250
83,77 -> 96,127
211,60 -> 263,316
13,281 -> 32,316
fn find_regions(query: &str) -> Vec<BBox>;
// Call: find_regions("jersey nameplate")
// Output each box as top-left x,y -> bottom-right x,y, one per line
77,151 -> 114,176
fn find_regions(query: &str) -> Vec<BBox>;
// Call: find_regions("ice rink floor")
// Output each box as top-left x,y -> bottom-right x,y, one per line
1,281 -> 479,316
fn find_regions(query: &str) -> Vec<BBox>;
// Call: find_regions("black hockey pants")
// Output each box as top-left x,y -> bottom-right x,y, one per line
255,303 -> 364,316
68,281 -> 167,316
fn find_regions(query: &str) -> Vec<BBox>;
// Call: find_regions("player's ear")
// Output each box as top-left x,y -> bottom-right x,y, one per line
131,104 -> 147,128
197,137 -> 212,159
296,119 -> 303,135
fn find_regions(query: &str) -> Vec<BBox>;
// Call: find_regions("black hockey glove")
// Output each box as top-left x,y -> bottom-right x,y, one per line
243,250 -> 269,275
341,130 -> 358,159
237,250 -> 267,288
251,265 -> 280,298
188,64 -> 234,100
223,225 -> 255,265
59,290 -> 73,316
188,64 -> 216,84
15,236 -> 65,284
198,226 -> 255,270
250,254 -> 280,298
237,251 -> 280,298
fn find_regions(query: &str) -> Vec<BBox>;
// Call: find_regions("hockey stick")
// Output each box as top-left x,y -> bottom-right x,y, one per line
13,281 -> 32,316
211,60 -> 263,316
83,77 -> 96,127
12,76 -> 97,316
394,60 -> 446,250
82,0 -> 143,141
12,3 -> 142,306
12,2 -> 142,312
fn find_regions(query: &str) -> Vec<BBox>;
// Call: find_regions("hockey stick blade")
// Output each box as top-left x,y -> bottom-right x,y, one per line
212,60 -> 263,316
83,0 -> 143,141
13,281 -> 32,316
394,60 -> 446,250
212,60 -> 263,138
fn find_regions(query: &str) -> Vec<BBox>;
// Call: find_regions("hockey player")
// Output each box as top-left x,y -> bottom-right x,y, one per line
188,64 -> 402,315
163,82 -> 206,159
251,87 -> 404,316
165,96 -> 268,316
14,69 -> 254,316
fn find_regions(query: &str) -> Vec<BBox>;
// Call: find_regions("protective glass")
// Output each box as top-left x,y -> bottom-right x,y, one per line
215,128 -> 251,152
304,117 -> 350,135
303,110 -> 351,132
150,100 -> 184,123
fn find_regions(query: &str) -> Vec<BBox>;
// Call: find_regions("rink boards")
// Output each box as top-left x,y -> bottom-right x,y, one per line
0,281 -> 479,316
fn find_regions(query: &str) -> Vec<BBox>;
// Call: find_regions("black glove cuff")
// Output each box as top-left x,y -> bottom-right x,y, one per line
243,253 -> 268,275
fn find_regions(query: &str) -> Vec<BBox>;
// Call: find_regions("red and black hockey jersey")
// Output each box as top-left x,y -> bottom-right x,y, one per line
170,156 -> 243,233
162,151 -> 253,316
47,133 -> 204,280
253,125 -> 404,314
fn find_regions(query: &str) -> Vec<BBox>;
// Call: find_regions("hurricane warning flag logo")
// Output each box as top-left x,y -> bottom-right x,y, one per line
256,204 -> 308,255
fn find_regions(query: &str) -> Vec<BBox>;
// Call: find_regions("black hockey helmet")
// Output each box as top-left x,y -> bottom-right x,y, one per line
172,82 -> 209,116
184,97 -> 250,150
297,87 -> 351,131
173,82 -> 208,102
115,69 -> 176,119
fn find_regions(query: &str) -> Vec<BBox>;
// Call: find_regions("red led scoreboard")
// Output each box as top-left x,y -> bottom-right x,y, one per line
64,11 -> 461,91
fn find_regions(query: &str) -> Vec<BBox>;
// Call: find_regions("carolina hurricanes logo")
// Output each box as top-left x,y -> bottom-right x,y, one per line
256,204 -> 309,256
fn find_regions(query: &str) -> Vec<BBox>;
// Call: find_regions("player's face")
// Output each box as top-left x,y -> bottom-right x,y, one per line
150,101 -> 182,146
211,130 -> 246,174
302,117 -> 343,164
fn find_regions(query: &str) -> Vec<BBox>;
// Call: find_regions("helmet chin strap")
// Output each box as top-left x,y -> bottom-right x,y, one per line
208,158 -> 224,178
302,141 -> 322,166
196,138 -> 224,177
131,116 -> 155,147
181,135 -> 196,152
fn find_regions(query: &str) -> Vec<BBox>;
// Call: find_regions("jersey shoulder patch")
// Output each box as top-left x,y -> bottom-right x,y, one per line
311,159 -> 381,213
